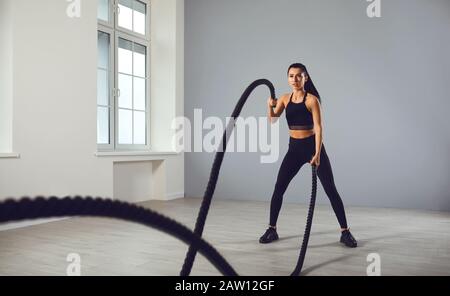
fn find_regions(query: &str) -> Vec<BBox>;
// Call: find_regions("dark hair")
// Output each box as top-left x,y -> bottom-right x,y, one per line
287,63 -> 321,103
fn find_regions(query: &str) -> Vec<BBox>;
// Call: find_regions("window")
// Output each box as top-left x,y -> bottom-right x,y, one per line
98,0 -> 110,22
97,0 -> 151,150
97,30 -> 112,145
118,0 -> 148,35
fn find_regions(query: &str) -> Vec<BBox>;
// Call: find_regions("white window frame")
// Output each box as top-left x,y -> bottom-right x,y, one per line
115,32 -> 151,150
97,0 -> 114,28
97,26 -> 115,151
97,0 -> 151,151
115,0 -> 151,42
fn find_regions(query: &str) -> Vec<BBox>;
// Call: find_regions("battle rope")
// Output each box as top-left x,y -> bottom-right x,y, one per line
180,79 -> 318,276
0,79 -> 318,276
0,196 -> 237,276
291,165 -> 317,276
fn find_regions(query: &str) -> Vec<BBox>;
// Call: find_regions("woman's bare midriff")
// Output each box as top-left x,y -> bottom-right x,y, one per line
289,129 -> 315,139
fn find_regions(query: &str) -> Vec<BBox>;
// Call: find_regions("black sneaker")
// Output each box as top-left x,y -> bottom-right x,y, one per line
340,229 -> 357,248
259,227 -> 279,244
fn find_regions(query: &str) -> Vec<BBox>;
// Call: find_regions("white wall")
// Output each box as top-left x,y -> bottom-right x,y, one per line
0,0 -> 13,153
114,161 -> 153,203
185,0 -> 450,211
0,0 -> 185,230
151,0 -> 184,152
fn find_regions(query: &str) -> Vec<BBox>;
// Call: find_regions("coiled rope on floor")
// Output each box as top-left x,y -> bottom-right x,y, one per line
180,79 -> 318,276
0,196 -> 237,276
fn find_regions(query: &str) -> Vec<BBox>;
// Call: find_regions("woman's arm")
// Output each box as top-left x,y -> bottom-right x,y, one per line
267,95 -> 286,123
309,95 -> 323,159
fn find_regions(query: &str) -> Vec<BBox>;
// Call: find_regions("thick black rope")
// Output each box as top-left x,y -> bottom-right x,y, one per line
0,196 -> 237,276
180,79 -> 318,276
180,79 -> 275,275
291,165 -> 317,276
0,79 -> 318,276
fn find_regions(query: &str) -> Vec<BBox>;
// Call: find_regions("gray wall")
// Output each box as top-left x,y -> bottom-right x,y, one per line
185,0 -> 450,211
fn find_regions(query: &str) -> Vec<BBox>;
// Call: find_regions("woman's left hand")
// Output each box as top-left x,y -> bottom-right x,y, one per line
310,154 -> 320,167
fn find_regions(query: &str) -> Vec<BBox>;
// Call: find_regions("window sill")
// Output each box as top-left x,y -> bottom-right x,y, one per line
0,153 -> 20,159
95,151 -> 179,157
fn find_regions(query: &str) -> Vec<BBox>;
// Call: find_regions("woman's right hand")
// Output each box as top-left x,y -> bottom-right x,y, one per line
267,97 -> 277,108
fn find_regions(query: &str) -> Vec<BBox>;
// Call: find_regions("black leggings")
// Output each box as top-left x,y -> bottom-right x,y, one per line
269,134 -> 348,229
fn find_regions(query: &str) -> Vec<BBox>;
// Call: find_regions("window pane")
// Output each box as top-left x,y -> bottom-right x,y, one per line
133,43 -> 146,77
118,0 -> 133,31
97,106 -> 110,144
118,74 -> 132,109
134,0 -> 146,14
97,31 -> 110,69
133,77 -> 146,111
98,0 -> 109,22
118,109 -> 133,144
133,1 -> 146,35
118,38 -> 133,75
97,69 -> 109,106
133,111 -> 146,144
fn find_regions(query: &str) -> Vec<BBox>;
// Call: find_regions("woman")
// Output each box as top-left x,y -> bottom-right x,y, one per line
259,63 -> 357,248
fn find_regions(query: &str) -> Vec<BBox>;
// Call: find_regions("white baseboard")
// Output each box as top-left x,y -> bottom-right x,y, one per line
0,218 -> 68,232
165,192 -> 185,200
149,192 -> 185,201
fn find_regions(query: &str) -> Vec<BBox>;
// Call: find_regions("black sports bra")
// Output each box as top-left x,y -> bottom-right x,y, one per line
285,92 -> 314,130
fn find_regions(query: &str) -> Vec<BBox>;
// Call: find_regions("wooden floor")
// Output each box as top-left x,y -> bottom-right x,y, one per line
0,197 -> 449,276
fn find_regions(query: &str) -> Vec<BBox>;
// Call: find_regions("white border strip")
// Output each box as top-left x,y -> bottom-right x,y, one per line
95,151 -> 178,157
0,153 -> 20,159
